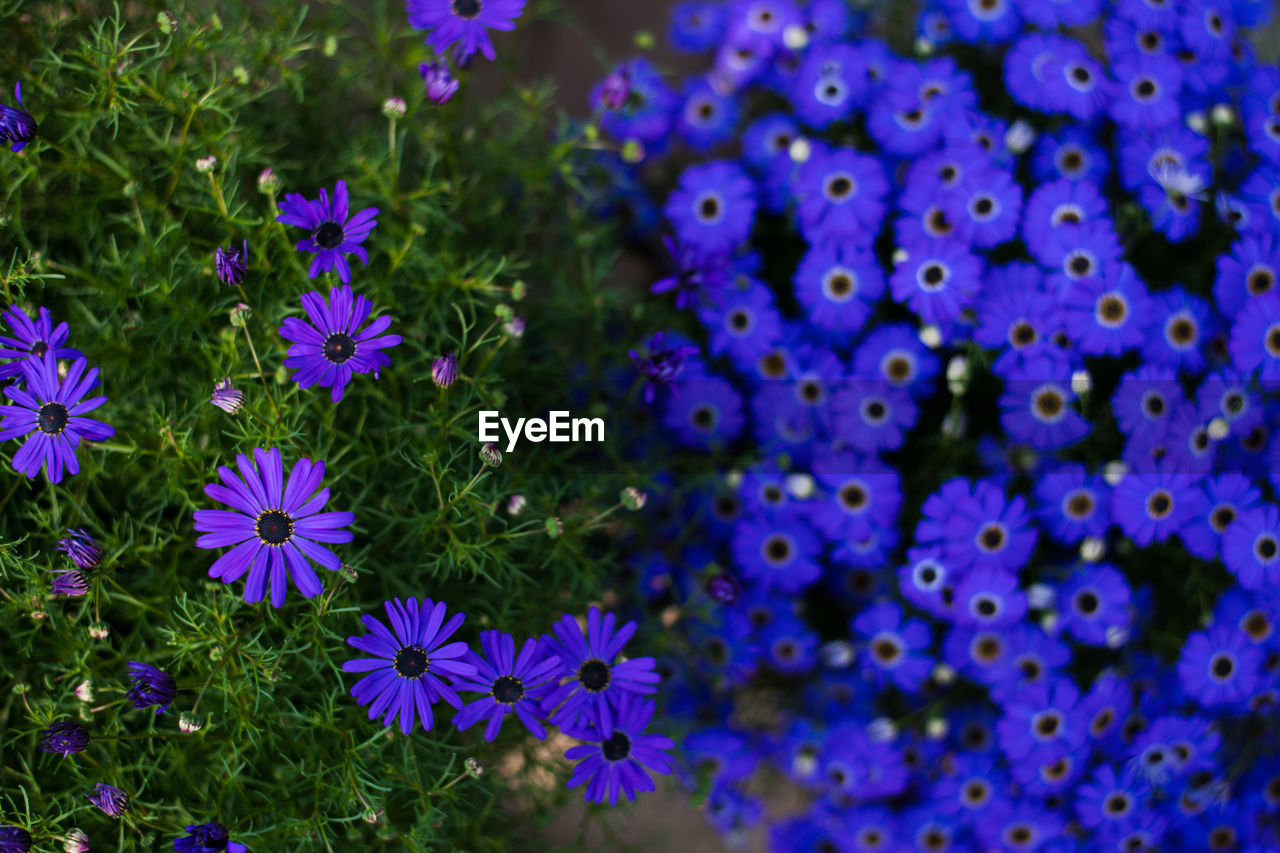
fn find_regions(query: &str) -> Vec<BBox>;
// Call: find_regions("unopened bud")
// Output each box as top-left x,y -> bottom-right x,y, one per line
64,828 -> 91,853
494,304 -> 515,322
88,622 -> 110,639
382,97 -> 406,118
503,317 -> 525,339
339,564 -> 359,583
867,717 -> 897,743
782,24 -> 809,50
506,494 -> 527,516
479,442 -> 502,467
946,355 -> 969,395
156,10 -> 178,33
179,712 -> 205,733
0,211 -> 9,228
195,155 -> 218,174
229,302 -> 250,328
1081,536 -> 1106,562
544,516 -> 563,539
931,663 -> 956,685
788,137 -> 811,163
323,35 -> 338,57
74,679 -> 94,703
1071,369 -> 1092,396
465,757 -> 484,778
13,681 -> 30,695
620,487 -> 647,511
432,352 -> 458,389
510,280 -> 527,301
621,139 -> 646,163
1207,417 -> 1230,440
257,168 -> 281,194
1103,461 -> 1128,487
362,806 -> 384,825
633,30 -> 655,50
819,640 -> 855,669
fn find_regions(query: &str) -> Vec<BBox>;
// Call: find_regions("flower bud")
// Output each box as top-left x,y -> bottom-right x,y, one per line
510,280 -> 527,301
257,168 -> 281,194
323,35 -> 337,57
210,378 -> 244,415
339,564 -> 359,584
503,317 -> 525,339
494,304 -> 514,322
431,352 -> 458,389
179,712 -> 205,733
382,97 -> 406,118
362,806 -> 384,825
228,302 -> 250,328
705,573 -> 740,605
620,487 -> 647,511
479,442 -> 502,467
156,10 -> 178,33
782,24 -> 809,49
0,210 -> 10,229
544,516 -> 563,539
74,679 -> 93,703
599,69 -> 631,111
13,680 -> 30,695
419,61 -> 459,106
88,622 -> 110,639
465,757 -> 483,778
633,30 -> 655,49
621,139 -> 646,163
195,155 -> 218,174
506,494 -> 527,516
819,640 -> 854,669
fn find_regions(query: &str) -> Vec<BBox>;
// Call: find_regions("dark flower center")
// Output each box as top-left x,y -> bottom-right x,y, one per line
827,273 -> 853,297
886,356 -> 911,381
871,638 -> 900,663
1061,150 -> 1083,172
964,781 -> 988,803
1076,591 -> 1100,614
922,264 -> 945,287
1009,826 -> 1032,845
578,658 -> 611,691
840,484 -> 867,509
1044,758 -> 1069,780
1147,491 -> 1172,518
1209,828 -> 1236,851
1170,318 -> 1195,343
826,175 -> 853,199
1245,611 -> 1271,640
394,645 -> 430,678
978,524 -> 1005,551
323,333 -> 357,364
1267,328 -> 1280,357
865,400 -> 887,421
37,402 -> 69,434
452,0 -> 483,19
601,731 -> 631,761
975,637 -> 1001,661
692,406 -> 715,430
1105,794 -> 1130,814
765,535 -> 791,562
760,352 -> 786,377
1251,269 -> 1277,296
975,597 -> 998,617
927,208 -> 952,235
1098,295 -> 1127,323
1211,654 -> 1234,679
1143,393 -> 1165,417
729,310 -> 750,331
30,340 -> 48,357
973,197 -> 994,217
800,381 -> 821,403
255,509 -> 294,546
1256,535 -> 1278,561
1135,79 -> 1157,99
1011,322 -> 1036,346
1072,65 -> 1091,83
491,675 -> 524,704
1206,506 -> 1235,533
1067,493 -> 1094,518
698,196 -> 721,221
1035,712 -> 1061,737
314,221 -> 345,249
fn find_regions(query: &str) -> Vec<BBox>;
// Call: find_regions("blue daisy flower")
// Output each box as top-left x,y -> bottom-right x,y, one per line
126,662 -> 177,714
192,447 -> 354,607
1058,565 -> 1133,647
1178,624 -> 1263,707
665,161 -> 757,260
0,82 -> 36,153
342,597 -> 475,734
1060,263 -> 1152,356
793,243 -> 884,335
564,695 -> 674,806
452,630 -> 561,741
0,353 -> 114,484
278,284 -> 402,403
275,180 -> 379,283
173,821 -> 248,853
540,608 -> 661,728
793,145 -> 889,245
0,305 -> 81,380
852,601 -> 932,691
405,0 -> 526,62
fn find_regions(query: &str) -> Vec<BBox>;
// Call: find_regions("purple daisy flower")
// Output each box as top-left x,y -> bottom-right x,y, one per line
541,607 -> 662,728
275,180 -> 379,283
0,826 -> 32,853
210,378 -> 243,414
0,305 -> 81,380
0,353 -> 113,484
86,783 -> 129,818
452,629 -> 562,740
192,447 -> 354,607
40,720 -> 89,755
0,82 -> 36,153
51,569 -> 89,597
419,60 -> 460,105
215,240 -> 248,286
126,662 -> 177,714
342,597 -> 477,735
279,284 -> 402,403
57,528 -> 103,569
564,696 -> 675,806
406,0 -> 526,63
173,822 -> 247,853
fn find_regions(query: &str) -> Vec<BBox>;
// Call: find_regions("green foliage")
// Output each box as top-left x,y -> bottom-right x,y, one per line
0,1 -> 648,849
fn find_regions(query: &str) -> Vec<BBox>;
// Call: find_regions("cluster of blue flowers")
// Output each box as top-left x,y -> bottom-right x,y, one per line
602,0 -> 1280,849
